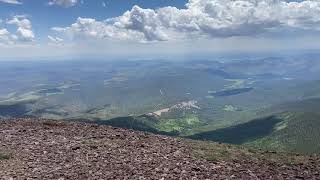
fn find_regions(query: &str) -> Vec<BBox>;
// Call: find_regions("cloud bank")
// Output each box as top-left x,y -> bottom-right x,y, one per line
7,15 -> 35,42
49,0 -> 78,7
50,0 -> 320,43
0,15 -> 35,45
0,0 -> 22,4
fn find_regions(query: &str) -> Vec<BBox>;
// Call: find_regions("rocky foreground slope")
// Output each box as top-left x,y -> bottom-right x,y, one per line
0,119 -> 320,179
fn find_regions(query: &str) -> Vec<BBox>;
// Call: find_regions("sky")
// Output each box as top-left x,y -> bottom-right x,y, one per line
0,0 -> 320,60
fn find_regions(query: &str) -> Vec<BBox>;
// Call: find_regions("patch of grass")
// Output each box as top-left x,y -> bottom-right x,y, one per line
42,120 -> 66,127
0,153 -> 10,160
187,139 -> 316,166
93,116 -> 159,133
187,139 -> 252,162
81,139 -> 100,149
156,115 -> 202,134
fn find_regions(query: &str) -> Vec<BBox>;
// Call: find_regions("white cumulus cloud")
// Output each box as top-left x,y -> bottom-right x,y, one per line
50,0 -> 320,42
0,0 -> 22,4
0,28 -> 14,44
48,35 -> 64,45
49,0 -> 78,7
6,15 -> 35,42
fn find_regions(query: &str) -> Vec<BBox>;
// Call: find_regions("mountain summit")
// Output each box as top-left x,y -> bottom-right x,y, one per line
0,118 -> 319,179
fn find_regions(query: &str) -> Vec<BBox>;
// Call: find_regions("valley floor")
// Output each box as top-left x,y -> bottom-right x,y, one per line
0,118 -> 319,179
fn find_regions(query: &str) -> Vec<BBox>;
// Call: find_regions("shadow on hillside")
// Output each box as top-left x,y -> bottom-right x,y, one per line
78,116 -> 179,136
188,116 -> 282,144
0,103 -> 29,117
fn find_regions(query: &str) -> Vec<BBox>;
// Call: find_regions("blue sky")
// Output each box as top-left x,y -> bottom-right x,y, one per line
0,0 -> 320,60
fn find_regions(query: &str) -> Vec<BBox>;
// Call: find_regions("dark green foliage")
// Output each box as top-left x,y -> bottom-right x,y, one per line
0,153 -> 10,160
205,69 -> 247,79
210,87 -> 254,97
85,104 -> 111,113
83,116 -> 178,136
0,103 -> 29,117
248,112 -> 320,154
188,116 -> 282,144
262,98 -> 320,115
94,116 -> 158,133
188,107 -> 320,154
